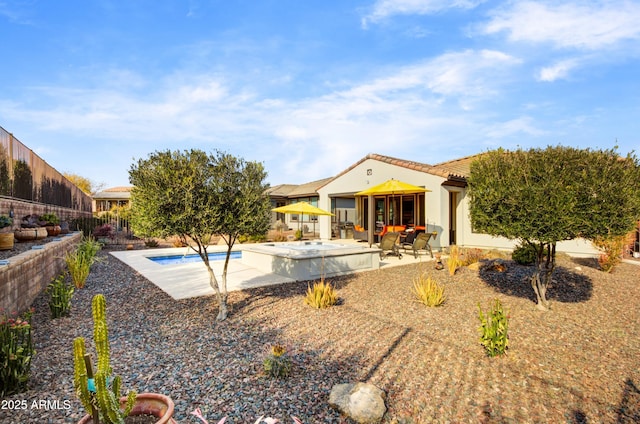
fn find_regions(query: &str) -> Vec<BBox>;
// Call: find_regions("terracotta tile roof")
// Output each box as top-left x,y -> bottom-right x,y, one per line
431,153 -> 485,178
316,153 -> 474,190
266,184 -> 298,197
102,186 -> 133,192
287,177 -> 333,197
93,186 -> 133,199
266,177 -> 334,198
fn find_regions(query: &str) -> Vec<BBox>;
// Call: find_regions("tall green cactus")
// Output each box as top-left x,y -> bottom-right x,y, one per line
73,294 -> 137,424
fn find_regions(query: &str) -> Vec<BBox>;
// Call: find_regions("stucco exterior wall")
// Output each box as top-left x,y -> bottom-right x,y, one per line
317,158 -> 447,244
317,157 -> 600,257
455,188 -> 600,256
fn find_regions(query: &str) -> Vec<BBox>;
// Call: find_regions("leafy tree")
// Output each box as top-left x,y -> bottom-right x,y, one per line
129,149 -> 271,321
63,173 -> 105,195
468,146 -> 640,310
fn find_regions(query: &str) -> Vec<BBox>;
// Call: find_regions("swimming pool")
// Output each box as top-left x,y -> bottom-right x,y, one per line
148,250 -> 242,265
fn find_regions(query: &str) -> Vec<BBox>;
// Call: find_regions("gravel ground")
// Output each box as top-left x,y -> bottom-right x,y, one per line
0,238 -> 53,260
1,246 -> 639,423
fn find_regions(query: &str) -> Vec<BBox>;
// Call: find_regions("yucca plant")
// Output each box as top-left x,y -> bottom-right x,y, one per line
412,273 -> 446,307
304,279 -> 338,309
478,298 -> 509,357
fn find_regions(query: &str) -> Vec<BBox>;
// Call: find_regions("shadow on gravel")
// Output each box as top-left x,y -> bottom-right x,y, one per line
570,256 -> 601,270
230,273 -> 358,315
617,378 -> 640,423
479,262 -> 593,305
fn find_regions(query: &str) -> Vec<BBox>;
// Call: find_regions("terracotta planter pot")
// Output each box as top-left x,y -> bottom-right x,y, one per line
78,393 -> 176,424
46,225 -> 61,236
0,232 -> 14,250
14,228 -> 38,241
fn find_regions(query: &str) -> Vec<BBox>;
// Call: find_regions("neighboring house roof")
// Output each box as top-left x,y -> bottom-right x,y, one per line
266,184 -> 298,198
93,186 -> 133,200
267,178 -> 333,199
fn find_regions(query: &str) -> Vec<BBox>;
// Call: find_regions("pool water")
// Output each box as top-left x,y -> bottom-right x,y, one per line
148,251 -> 242,265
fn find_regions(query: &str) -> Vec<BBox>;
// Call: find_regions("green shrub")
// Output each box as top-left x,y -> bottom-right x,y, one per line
263,344 -> 292,379
47,274 -> 74,318
478,298 -> 509,357
78,235 -> 101,261
511,242 -> 537,265
412,274 -> 446,307
39,213 -> 60,225
294,229 -> 303,240
66,236 -> 101,288
65,250 -> 92,289
304,280 -> 338,309
0,309 -> 34,397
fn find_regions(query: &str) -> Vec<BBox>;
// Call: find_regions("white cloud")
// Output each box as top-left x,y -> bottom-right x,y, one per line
0,49 -> 523,184
484,116 -> 547,139
341,49 -> 520,101
537,59 -> 579,82
362,0 -> 484,28
482,1 -> 640,50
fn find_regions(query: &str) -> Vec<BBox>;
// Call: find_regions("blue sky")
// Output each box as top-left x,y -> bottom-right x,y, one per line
1,0 -> 639,190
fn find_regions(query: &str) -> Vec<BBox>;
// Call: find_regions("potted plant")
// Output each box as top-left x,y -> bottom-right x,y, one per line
40,213 -> 61,236
74,294 -> 176,424
0,214 -> 13,250
14,215 -> 47,241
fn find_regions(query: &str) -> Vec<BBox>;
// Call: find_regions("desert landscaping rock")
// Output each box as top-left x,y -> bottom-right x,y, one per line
0,245 -> 639,423
329,382 -> 386,423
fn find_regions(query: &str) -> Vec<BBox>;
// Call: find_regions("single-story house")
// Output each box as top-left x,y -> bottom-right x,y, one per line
266,178 -> 333,232
273,153 -> 599,256
92,186 -> 133,214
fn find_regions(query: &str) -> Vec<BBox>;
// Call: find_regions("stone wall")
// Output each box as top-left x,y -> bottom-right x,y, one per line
0,232 -> 81,314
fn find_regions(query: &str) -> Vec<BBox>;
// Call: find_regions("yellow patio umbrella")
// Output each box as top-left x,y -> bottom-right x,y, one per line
355,179 -> 431,246
272,201 -> 334,236
355,179 -> 430,196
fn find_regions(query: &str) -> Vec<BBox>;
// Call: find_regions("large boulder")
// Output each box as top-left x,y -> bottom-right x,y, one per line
329,382 -> 386,424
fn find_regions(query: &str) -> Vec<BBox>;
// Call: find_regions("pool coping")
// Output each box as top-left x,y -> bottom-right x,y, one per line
111,245 -> 297,300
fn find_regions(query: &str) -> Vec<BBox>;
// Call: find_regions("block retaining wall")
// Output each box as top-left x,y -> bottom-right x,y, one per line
0,197 -> 92,227
0,232 -> 82,314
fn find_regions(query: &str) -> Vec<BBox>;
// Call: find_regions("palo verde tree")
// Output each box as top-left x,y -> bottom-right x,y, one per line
468,146 -> 640,310
129,149 -> 271,321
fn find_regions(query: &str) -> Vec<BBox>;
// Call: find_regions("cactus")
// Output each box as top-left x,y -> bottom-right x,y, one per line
73,294 -> 136,424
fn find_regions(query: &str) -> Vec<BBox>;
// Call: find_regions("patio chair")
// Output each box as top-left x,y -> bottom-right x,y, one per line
353,225 -> 368,242
402,231 -> 434,259
378,232 -> 402,260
